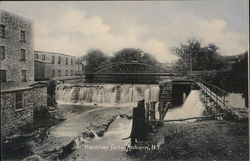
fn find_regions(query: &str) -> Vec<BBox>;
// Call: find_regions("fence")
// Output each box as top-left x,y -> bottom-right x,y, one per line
196,79 -> 227,109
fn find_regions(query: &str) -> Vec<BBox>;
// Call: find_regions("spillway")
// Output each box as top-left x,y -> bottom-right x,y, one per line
55,84 -> 159,106
164,90 -> 204,121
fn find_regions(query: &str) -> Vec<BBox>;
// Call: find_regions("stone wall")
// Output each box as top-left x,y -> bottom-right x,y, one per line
1,89 -> 34,137
1,86 -> 47,139
0,10 -> 34,82
158,80 -> 173,120
33,86 -> 47,110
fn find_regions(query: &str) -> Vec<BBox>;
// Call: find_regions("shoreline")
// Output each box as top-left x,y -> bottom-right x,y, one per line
130,120 -> 249,161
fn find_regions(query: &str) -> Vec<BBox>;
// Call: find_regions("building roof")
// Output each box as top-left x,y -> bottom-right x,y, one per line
34,50 -> 76,58
0,82 -> 47,93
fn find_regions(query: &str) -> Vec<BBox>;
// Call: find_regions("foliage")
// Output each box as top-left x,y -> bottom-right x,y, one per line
83,49 -> 110,72
230,51 -> 248,103
172,39 -> 226,73
78,48 -> 159,73
111,48 -> 158,65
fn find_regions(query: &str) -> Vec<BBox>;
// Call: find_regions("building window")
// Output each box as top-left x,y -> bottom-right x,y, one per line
0,70 -> 6,82
35,54 -> 38,59
58,70 -> 61,77
20,49 -> 26,61
66,58 -> 68,65
21,30 -> 25,42
71,70 -> 73,76
21,70 -> 26,82
58,57 -> 61,64
51,70 -> 55,77
71,58 -> 73,65
0,25 -> 5,38
15,91 -> 23,110
65,70 -> 68,76
42,54 -> 45,61
52,56 -> 55,64
0,46 -> 5,59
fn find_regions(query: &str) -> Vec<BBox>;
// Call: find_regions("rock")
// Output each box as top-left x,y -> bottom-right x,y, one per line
54,113 -> 66,121
23,155 -> 42,161
82,131 -> 95,138
62,140 -> 77,155
95,125 -> 107,137
224,107 -> 248,121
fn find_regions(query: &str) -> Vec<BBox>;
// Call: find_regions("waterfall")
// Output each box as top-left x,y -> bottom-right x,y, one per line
164,90 -> 204,121
56,84 -> 159,106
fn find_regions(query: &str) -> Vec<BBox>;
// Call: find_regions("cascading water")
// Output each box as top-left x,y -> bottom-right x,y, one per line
56,84 -> 159,106
164,90 -> 204,121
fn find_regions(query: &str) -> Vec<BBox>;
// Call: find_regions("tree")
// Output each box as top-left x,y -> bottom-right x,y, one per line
83,49 -> 109,72
172,39 -> 226,73
111,48 -> 158,65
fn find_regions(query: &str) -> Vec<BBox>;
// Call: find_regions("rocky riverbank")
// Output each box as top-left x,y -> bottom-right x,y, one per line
1,106 -> 66,160
42,113 -> 132,160
16,105 -> 133,161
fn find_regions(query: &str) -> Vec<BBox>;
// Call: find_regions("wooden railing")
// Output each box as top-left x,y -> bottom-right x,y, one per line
195,79 -> 228,109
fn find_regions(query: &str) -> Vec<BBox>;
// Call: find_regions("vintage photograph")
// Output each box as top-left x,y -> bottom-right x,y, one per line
0,1 -> 249,161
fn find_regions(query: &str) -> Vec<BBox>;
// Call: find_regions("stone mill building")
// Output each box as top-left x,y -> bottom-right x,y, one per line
0,10 -> 47,139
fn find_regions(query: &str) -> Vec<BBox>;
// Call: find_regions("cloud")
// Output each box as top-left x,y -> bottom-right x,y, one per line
34,9 -> 177,62
58,10 -> 110,37
34,9 -> 248,63
143,39 -> 177,62
155,13 -> 248,57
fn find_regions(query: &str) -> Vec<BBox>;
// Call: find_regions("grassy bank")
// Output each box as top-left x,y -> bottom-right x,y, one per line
135,120 -> 249,161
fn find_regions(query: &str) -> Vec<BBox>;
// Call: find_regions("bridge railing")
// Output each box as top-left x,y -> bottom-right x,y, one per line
196,79 -> 227,109
198,79 -> 227,97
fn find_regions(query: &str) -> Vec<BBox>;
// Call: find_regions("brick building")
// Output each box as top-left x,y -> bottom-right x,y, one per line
34,50 -> 77,80
0,10 -> 47,139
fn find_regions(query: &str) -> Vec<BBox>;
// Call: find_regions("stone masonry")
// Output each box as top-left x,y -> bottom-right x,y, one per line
0,10 -> 34,82
1,85 -> 47,138
0,10 -> 48,139
158,80 -> 173,120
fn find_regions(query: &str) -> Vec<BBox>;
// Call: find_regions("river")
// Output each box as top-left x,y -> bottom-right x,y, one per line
33,104 -> 133,160
33,84 -> 159,160
32,84 -> 245,160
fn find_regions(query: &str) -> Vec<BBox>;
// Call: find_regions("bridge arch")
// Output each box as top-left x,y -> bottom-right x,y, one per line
87,62 -> 176,76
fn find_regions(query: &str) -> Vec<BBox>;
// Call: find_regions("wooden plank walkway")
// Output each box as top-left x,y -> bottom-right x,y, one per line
195,80 -> 248,121
195,81 -> 227,109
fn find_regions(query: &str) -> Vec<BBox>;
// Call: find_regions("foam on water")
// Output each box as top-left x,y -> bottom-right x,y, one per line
56,84 -> 159,106
164,90 -> 205,122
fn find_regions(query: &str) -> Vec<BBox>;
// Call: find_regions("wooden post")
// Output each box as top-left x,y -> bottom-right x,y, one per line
130,107 -> 136,146
223,93 -> 226,108
216,92 -> 218,105
145,103 -> 149,124
129,100 -> 147,146
209,87 -> 212,98
150,101 -> 156,120
161,102 -> 171,120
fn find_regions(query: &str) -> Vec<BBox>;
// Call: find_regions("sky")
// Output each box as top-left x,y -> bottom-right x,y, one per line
0,0 -> 249,63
